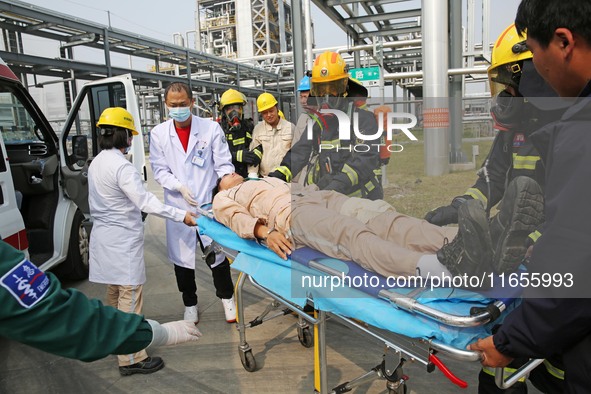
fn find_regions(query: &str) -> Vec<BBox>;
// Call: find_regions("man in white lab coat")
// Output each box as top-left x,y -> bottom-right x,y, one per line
149,82 -> 237,324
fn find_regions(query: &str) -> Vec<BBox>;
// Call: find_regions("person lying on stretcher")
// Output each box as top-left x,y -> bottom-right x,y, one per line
211,173 -> 543,280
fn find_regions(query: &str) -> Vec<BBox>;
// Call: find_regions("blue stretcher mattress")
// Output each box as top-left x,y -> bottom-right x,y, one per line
198,216 -> 515,349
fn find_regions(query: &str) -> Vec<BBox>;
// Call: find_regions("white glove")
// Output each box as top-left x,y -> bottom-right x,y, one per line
147,319 -> 203,348
178,185 -> 198,206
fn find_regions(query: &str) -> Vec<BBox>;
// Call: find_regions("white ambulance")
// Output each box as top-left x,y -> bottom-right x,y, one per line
0,58 -> 145,279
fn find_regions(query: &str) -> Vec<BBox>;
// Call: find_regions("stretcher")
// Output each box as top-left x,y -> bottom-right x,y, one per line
197,210 -> 541,393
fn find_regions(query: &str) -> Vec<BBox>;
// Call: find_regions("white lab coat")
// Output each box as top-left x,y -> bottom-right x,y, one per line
149,116 -> 234,269
88,149 -> 186,285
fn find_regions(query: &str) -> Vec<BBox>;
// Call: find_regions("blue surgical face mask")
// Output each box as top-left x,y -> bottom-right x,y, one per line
168,106 -> 192,122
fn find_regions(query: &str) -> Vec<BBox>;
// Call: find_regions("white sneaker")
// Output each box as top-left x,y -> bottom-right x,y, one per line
221,296 -> 236,323
184,305 -> 199,324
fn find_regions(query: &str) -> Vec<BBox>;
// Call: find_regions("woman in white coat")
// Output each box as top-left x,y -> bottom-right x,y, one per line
149,82 -> 236,324
88,107 -> 196,377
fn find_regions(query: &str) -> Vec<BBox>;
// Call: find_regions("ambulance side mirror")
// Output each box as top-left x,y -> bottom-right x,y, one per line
72,135 -> 89,162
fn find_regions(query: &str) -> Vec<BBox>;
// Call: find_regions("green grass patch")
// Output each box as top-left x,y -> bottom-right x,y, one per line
383,139 -> 494,218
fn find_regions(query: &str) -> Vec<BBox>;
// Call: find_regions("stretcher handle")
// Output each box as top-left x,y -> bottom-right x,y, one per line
428,353 -> 468,389
196,203 -> 214,218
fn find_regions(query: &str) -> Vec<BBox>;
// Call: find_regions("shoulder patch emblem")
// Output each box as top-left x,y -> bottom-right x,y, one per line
513,133 -> 525,148
1,259 -> 50,308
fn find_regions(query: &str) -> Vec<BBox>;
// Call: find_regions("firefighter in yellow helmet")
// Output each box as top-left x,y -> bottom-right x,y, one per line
249,92 -> 296,177
269,51 -> 383,200
423,24 -> 566,394
425,23 -> 564,231
218,88 -> 261,177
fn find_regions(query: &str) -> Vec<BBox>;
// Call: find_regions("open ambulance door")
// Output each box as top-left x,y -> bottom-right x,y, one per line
59,74 -> 145,217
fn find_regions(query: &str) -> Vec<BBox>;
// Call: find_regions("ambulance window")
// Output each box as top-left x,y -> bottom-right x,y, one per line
63,82 -> 126,167
0,90 -> 43,144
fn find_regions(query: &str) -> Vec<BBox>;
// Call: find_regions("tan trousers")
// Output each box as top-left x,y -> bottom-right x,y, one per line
106,285 -> 148,366
290,191 -> 458,277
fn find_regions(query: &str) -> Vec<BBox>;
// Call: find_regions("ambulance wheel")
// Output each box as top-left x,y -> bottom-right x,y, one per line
55,210 -> 89,280
240,349 -> 257,372
297,326 -> 314,348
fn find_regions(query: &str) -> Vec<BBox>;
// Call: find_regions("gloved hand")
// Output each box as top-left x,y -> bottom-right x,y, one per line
315,175 -> 332,190
146,319 -> 203,348
319,176 -> 347,193
251,144 -> 263,160
239,150 -> 261,165
178,185 -> 198,206
268,170 -> 288,182
424,196 -> 470,226
323,180 -> 347,193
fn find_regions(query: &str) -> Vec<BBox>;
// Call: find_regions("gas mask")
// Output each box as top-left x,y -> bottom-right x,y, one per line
315,95 -> 348,111
224,105 -> 243,131
491,90 -> 528,129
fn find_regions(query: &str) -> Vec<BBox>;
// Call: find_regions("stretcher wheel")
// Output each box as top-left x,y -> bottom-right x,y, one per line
297,326 -> 314,348
387,386 -> 407,394
239,349 -> 257,372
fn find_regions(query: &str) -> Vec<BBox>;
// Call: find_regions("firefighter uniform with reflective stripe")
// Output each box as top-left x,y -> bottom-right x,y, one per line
465,129 -> 544,211
220,119 -> 255,177
473,131 -> 567,394
274,103 -> 383,200
465,129 -> 545,247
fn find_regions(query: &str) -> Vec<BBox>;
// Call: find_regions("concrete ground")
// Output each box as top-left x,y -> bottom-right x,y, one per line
0,166 -> 543,394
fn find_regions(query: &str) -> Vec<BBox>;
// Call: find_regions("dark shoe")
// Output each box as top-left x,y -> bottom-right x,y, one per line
490,177 -> 544,273
436,199 -> 493,278
119,356 -> 164,376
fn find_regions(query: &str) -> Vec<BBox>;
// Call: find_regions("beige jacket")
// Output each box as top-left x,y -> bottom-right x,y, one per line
212,177 -> 292,239
249,117 -> 296,176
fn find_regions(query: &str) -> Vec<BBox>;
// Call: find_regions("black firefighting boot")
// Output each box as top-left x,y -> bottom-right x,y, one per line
489,176 -> 544,274
436,199 -> 494,279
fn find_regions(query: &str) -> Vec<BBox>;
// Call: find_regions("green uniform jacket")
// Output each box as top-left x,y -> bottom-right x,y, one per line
0,241 -> 152,362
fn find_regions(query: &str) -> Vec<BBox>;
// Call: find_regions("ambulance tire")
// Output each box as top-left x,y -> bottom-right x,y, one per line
55,210 -> 89,280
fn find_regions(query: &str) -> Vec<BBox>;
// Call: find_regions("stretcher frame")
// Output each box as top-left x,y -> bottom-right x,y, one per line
197,208 -> 541,392
229,259 -> 475,393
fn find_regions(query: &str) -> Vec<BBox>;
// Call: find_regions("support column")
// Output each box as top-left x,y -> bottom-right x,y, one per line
103,28 -> 112,77
291,0 -> 305,116
422,0 -> 449,176
303,0 -> 314,71
449,0 -> 466,164
194,0 -> 201,51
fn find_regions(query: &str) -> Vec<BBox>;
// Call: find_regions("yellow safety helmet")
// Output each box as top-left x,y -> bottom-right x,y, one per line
219,88 -> 246,110
310,51 -> 349,97
96,107 -> 138,135
278,110 -> 285,119
488,24 -> 532,97
257,92 -> 278,112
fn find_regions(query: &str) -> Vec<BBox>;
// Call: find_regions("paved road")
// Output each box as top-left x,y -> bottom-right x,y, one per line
0,163 -> 542,394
